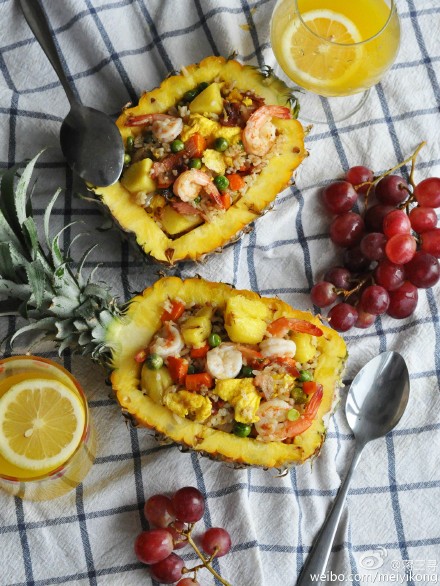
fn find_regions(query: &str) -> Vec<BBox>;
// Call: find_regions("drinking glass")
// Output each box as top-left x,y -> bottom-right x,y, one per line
0,356 -> 96,501
270,0 -> 401,122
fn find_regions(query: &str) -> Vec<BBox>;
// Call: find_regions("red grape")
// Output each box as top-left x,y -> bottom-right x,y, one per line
375,175 -> 409,205
360,232 -> 387,261
134,529 -> 174,565
200,528 -> 232,558
150,553 -> 185,583
405,251 -> 440,288
414,177 -> 440,207
345,166 -> 374,194
360,285 -> 390,315
383,209 -> 411,238
387,281 -> 418,319
172,487 -> 205,523
409,206 -> 438,233
327,303 -> 358,331
166,521 -> 188,550
330,212 -> 365,248
421,228 -> 440,257
177,579 -> 200,586
310,282 -> 337,307
343,246 -> 371,273
355,308 -> 376,329
324,267 -> 351,289
385,233 -> 417,264
144,494 -> 176,528
322,181 -> 358,214
374,259 -> 405,291
364,204 -> 394,232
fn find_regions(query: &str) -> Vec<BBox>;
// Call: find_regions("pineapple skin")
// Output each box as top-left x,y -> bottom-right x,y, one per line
107,277 -> 347,469
92,56 -> 307,265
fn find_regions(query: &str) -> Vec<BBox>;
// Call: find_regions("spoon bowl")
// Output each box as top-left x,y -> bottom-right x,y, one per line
19,0 -> 124,187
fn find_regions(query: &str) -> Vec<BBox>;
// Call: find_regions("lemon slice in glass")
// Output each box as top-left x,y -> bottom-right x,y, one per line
281,9 -> 363,88
0,379 -> 85,472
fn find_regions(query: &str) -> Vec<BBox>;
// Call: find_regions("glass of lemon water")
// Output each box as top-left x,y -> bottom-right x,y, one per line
270,0 -> 401,122
0,356 -> 96,501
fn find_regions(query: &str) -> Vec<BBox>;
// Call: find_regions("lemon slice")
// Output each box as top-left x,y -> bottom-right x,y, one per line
281,9 -> 363,88
0,379 -> 85,472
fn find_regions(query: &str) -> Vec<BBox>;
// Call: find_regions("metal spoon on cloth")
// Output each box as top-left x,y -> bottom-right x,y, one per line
296,351 -> 410,586
19,0 -> 124,186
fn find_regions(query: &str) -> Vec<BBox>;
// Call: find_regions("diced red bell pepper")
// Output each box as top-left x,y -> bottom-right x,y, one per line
184,133 -> 207,158
190,344 -> 210,359
302,381 -> 323,395
167,356 -> 189,385
161,300 -> 186,323
185,372 -> 214,391
273,356 -> 300,378
226,173 -> 245,191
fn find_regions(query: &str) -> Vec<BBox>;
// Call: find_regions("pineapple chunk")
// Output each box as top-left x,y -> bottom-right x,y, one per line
189,82 -> 223,115
141,365 -> 173,404
121,158 -> 156,194
160,205 -> 202,236
291,333 -> 318,363
224,295 -> 270,344
202,149 -> 226,175
214,378 -> 261,424
165,390 -> 212,422
181,306 -> 213,347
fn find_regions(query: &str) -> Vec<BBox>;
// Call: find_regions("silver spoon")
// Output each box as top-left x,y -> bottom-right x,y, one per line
19,0 -> 124,187
297,351 -> 410,586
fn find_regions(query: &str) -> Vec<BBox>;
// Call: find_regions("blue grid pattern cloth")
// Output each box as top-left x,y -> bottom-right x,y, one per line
1,0 -> 440,584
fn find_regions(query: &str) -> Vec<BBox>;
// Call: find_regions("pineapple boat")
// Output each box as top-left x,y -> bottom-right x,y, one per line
92,56 -> 306,265
0,157 -> 346,469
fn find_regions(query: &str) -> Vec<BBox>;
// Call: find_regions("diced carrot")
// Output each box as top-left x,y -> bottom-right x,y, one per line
167,356 -> 189,385
302,381 -> 323,395
161,300 -> 186,322
219,192 -> 232,210
190,344 -> 210,358
226,173 -> 245,191
185,133 -> 207,158
185,372 -> 214,391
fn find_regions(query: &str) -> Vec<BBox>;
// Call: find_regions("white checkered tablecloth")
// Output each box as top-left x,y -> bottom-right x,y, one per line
0,1 -> 440,585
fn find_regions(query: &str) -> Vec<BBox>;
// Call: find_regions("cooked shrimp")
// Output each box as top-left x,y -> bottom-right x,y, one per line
254,387 -> 323,442
173,169 -> 222,206
260,337 -> 296,358
266,317 -> 323,338
206,344 -> 243,380
126,113 -> 183,143
150,324 -> 184,358
242,105 -> 292,157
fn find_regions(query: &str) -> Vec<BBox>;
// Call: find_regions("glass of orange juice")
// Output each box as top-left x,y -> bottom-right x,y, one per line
0,356 -> 96,501
270,0 -> 400,122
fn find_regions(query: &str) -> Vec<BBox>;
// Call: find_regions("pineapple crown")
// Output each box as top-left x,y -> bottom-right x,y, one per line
0,152 -> 121,362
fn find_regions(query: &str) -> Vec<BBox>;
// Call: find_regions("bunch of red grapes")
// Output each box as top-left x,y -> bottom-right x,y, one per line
311,149 -> 440,332
134,486 -> 232,585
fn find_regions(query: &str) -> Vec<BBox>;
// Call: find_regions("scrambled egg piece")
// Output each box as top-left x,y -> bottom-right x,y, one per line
214,378 -> 261,424
165,390 -> 212,422
202,149 -> 226,175
180,114 -> 241,145
271,374 -> 296,397
212,125 -> 241,143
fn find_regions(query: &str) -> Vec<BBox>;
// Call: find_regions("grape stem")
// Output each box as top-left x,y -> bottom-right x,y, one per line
183,528 -> 232,586
336,275 -> 372,299
358,141 -> 426,209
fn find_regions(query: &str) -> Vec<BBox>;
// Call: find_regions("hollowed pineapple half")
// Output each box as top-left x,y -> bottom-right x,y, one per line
107,277 -> 347,469
92,56 -> 306,265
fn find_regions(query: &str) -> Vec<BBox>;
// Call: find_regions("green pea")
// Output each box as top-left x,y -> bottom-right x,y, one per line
208,333 -> 221,348
170,139 -> 185,153
183,88 -> 198,102
187,363 -> 196,375
233,422 -> 252,437
144,130 -> 155,143
197,81 -> 209,93
126,136 -> 134,150
214,137 -> 229,152
239,365 -> 254,378
123,153 -> 131,165
214,175 -> 229,191
194,195 -> 202,204
299,370 -> 313,382
189,158 -> 202,169
146,353 -> 164,370
287,408 -> 300,422
292,387 -> 308,404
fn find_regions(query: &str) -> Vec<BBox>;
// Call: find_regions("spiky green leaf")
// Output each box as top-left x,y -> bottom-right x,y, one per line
44,188 -> 62,249
14,151 -> 44,225
22,217 -> 39,260
10,317 -> 57,345
0,279 -> 31,300
25,259 -> 46,309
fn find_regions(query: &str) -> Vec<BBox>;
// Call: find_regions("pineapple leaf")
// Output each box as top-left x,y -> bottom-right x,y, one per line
0,207 -> 22,251
25,259 -> 47,309
14,151 -> 43,226
76,243 -> 98,285
51,294 -> 81,318
22,217 -> 39,260
0,162 -> 26,242
0,279 -> 32,300
82,282 -> 112,303
10,317 -> 57,345
51,221 -> 78,267
44,187 -> 62,249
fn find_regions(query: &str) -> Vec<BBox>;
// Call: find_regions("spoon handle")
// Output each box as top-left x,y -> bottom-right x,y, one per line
296,443 -> 365,586
18,0 -> 77,104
